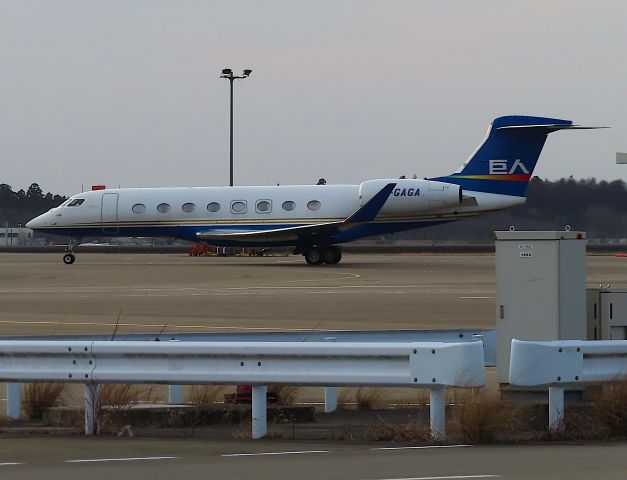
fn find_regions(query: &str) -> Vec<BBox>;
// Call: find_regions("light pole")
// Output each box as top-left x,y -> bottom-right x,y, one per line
220,68 -> 252,186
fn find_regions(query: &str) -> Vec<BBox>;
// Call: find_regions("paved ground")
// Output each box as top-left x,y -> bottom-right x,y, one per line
0,437 -> 626,480
0,252 -> 499,335
1,252 -> 627,478
1,252 -> 626,337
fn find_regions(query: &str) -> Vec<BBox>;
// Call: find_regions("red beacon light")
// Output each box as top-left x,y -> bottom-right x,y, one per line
91,185 -> 106,191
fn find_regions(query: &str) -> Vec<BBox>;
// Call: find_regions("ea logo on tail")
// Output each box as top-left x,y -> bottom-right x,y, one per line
489,159 -> 530,175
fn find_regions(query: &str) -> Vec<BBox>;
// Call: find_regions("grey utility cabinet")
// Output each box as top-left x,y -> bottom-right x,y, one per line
587,288 -> 627,340
495,230 -> 587,383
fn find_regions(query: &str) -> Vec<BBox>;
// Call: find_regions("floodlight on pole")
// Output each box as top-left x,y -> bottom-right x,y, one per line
220,68 -> 253,186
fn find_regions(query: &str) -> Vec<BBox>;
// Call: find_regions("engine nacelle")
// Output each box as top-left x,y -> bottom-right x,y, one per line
359,179 -> 462,216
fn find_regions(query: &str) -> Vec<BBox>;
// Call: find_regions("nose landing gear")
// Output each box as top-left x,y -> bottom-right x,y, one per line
62,238 -> 79,264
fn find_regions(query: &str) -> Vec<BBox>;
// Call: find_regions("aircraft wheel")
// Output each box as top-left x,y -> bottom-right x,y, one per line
322,246 -> 342,264
63,253 -> 76,265
304,248 -> 323,265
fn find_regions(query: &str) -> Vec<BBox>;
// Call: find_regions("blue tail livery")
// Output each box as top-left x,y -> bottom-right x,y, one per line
431,115 -> 597,197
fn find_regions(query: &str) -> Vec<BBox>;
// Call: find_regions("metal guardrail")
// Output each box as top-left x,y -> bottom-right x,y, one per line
508,339 -> 627,429
0,340 -> 485,439
0,329 -> 496,366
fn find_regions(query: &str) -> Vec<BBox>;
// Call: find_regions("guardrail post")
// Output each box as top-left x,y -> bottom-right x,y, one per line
7,383 -> 20,420
324,387 -> 337,413
251,385 -> 267,439
169,385 -> 182,404
429,387 -> 446,441
324,337 -> 337,413
548,386 -> 564,430
84,383 -> 100,436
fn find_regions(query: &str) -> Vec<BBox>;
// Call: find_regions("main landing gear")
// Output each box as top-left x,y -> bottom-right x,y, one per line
303,246 -> 342,265
62,238 -> 79,264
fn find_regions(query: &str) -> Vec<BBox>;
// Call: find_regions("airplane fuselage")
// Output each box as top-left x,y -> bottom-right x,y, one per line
27,180 -> 522,246
27,115 -> 591,265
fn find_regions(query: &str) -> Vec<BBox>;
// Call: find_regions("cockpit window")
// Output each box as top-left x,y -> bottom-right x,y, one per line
67,199 -> 85,207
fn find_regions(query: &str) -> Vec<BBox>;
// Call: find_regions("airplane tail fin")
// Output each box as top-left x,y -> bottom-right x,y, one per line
432,115 -> 596,197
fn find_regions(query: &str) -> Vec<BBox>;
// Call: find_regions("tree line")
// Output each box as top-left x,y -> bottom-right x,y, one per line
1,178 -> 626,241
0,183 -> 67,226
394,177 -> 627,242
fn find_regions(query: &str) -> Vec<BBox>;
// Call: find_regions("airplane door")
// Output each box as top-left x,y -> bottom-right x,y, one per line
101,193 -> 119,234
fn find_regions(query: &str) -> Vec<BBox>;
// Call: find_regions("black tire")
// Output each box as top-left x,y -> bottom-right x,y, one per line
304,248 -> 323,265
63,253 -> 76,265
321,246 -> 342,264
330,247 -> 342,264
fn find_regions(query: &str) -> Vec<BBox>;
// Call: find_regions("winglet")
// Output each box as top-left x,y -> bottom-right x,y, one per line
345,183 -> 396,224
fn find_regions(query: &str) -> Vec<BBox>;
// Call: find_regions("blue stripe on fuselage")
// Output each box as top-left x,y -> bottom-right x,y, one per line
33,220 -> 453,246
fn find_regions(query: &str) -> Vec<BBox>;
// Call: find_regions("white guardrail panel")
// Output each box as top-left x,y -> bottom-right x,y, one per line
0,341 -> 485,388
0,340 -> 485,440
0,341 -> 94,382
509,339 -> 627,386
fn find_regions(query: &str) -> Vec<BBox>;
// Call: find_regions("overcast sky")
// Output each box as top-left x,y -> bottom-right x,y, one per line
1,1 -> 626,195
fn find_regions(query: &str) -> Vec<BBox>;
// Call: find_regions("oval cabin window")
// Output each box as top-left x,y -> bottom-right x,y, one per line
231,201 -> 247,214
157,203 -> 170,213
307,200 -> 321,211
132,203 -> 146,214
282,201 -> 295,211
256,200 -> 271,213
182,203 -> 196,213
207,202 -> 220,213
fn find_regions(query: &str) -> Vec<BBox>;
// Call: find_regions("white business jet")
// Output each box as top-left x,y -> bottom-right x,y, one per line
27,115 -> 595,265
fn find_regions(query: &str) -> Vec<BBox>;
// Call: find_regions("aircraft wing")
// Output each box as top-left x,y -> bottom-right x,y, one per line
195,222 -> 342,244
195,182 -> 396,245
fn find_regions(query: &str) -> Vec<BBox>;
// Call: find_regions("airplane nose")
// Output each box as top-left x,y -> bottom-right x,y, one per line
26,215 -> 43,229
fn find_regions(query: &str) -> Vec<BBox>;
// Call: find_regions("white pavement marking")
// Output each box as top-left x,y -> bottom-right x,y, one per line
65,456 -> 179,463
112,288 -> 491,299
0,320 -> 324,332
367,476 -> 500,480
221,450 -> 329,457
369,445 -> 471,451
0,463 -> 23,466
459,296 -> 493,299
285,272 -> 361,282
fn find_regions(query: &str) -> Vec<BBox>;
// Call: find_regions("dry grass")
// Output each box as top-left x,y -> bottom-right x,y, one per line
591,383 -> 627,438
21,383 -> 66,419
231,420 -> 285,439
535,384 -> 627,442
366,422 -> 432,443
187,385 -> 228,405
268,385 -> 302,406
537,408 -> 603,441
99,384 -> 154,409
450,389 -> 519,444
337,388 -> 388,410
355,388 -> 386,410
337,388 -> 355,410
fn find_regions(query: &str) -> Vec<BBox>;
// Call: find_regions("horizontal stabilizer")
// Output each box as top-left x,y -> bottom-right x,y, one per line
497,124 -> 608,131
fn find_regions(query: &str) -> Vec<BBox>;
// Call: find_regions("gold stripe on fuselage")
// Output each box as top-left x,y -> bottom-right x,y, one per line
48,209 -> 493,230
